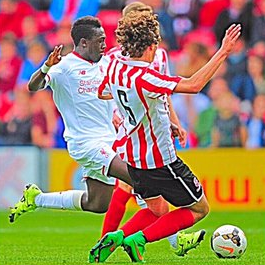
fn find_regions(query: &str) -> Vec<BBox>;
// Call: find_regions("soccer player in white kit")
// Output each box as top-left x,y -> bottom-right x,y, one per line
89,10 -> 241,263
9,16 -> 134,222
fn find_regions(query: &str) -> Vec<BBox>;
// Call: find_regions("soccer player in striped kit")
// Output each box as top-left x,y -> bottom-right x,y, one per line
100,1 -> 205,255
89,9 -> 241,263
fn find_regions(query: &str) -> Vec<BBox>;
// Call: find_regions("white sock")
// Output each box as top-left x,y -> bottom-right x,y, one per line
35,190 -> 84,210
167,233 -> 178,248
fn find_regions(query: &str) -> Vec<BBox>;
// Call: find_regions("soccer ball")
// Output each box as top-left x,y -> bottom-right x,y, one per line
211,225 -> 247,258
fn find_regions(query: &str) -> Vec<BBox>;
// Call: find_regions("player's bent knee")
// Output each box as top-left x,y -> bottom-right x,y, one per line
81,193 -> 111,213
200,203 -> 209,219
82,201 -> 109,213
146,197 -> 169,217
196,200 -> 210,220
118,181 -> 132,193
189,196 -> 210,222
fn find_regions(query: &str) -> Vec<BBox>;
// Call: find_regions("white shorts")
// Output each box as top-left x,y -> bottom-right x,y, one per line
67,138 -> 116,185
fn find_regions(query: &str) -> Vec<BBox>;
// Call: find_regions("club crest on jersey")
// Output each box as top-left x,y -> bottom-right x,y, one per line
100,148 -> 109,158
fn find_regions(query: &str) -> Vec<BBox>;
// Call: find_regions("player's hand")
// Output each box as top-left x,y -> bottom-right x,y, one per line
220,24 -> 241,54
112,111 -> 122,131
171,123 -> 187,148
177,127 -> 187,148
45,45 -> 63,67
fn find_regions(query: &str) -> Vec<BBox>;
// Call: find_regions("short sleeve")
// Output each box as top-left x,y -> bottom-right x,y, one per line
44,68 -> 63,90
141,68 -> 182,98
98,75 -> 111,96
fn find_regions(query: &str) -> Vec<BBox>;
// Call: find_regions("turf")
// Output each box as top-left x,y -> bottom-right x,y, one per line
0,210 -> 264,265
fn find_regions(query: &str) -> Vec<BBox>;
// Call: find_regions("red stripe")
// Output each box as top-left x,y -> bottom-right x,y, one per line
137,124 -> 148,169
135,72 -> 164,168
129,122 -> 141,135
161,49 -> 168,74
98,58 -> 116,96
141,79 -> 173,96
98,75 -> 109,96
112,135 -> 127,152
148,68 -> 182,82
141,69 -> 182,95
111,60 -> 119,84
126,67 -> 139,88
126,137 -> 136,167
118,64 -> 128,87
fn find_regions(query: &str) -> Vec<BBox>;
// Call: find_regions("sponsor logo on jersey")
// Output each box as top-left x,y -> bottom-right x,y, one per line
79,70 -> 86,75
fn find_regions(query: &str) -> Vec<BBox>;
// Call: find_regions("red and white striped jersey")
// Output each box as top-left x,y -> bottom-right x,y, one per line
102,46 -> 171,158
98,58 -> 182,169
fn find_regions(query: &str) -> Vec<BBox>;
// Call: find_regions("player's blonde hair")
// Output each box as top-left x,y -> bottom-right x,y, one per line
122,1 -> 153,16
116,11 -> 161,58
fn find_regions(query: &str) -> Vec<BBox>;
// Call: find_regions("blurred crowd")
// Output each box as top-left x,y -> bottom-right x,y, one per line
0,0 -> 265,149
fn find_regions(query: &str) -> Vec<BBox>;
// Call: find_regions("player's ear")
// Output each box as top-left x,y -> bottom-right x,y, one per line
80,38 -> 87,48
149,43 -> 157,51
151,43 -> 158,50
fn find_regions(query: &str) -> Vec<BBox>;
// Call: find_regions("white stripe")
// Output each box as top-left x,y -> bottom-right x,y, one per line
132,133 -> 141,168
114,61 -> 124,85
167,164 -> 200,202
122,64 -> 131,86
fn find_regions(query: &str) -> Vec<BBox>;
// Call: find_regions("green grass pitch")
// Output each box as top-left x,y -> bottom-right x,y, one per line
0,210 -> 264,265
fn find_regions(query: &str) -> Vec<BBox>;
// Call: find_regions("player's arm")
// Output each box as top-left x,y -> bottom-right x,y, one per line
98,75 -> 113,100
28,45 -> 63,92
174,24 -> 241,94
167,97 -> 187,148
98,93 -> 113,100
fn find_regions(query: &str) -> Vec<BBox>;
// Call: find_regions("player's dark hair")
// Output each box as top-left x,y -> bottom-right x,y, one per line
116,11 -> 161,58
71,16 -> 102,46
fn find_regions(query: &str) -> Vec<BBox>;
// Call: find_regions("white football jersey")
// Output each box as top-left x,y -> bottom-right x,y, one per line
45,51 -> 116,144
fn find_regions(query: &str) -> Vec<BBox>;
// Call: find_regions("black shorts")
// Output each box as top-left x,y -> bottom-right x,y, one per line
127,157 -> 204,207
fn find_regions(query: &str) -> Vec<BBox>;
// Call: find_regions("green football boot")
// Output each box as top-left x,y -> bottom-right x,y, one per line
89,230 -> 124,263
9,184 -> 42,223
123,231 -> 146,263
174,230 -> 206,256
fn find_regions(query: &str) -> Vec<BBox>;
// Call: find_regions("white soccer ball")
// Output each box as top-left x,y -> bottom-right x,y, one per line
211,225 -> 247,259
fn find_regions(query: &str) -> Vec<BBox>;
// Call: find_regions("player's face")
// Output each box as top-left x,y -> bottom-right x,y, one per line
85,27 -> 106,62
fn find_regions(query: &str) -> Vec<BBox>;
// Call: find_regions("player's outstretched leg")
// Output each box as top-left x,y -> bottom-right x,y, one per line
123,231 -> 146,263
89,230 -> 124,263
174,229 -> 206,256
9,184 -> 42,223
